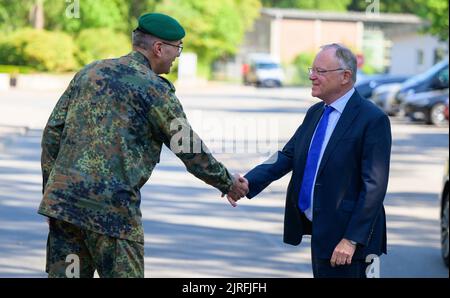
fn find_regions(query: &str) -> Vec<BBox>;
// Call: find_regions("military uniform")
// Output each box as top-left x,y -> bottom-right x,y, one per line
39,49 -> 234,277
46,218 -> 144,278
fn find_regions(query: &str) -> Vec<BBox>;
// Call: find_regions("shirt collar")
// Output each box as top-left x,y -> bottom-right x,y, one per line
129,50 -> 152,70
328,87 -> 354,114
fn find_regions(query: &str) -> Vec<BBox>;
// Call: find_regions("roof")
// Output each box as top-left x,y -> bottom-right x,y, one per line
261,8 -> 424,25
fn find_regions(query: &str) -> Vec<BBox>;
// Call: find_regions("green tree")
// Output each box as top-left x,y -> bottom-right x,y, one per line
75,28 -> 131,66
348,0 -> 448,41
1,0 -> 263,75
1,0 -> 162,35
415,0 -> 448,41
128,0 -> 162,32
0,0 -> 34,33
155,0 -> 261,78
43,0 -> 129,34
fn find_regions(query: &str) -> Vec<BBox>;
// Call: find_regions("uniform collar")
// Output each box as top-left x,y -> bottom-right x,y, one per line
129,50 -> 152,70
128,50 -> 176,92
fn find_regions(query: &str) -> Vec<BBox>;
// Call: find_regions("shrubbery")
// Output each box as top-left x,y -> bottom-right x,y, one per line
291,52 -> 315,86
0,28 -> 78,72
361,63 -> 380,75
75,28 -> 130,66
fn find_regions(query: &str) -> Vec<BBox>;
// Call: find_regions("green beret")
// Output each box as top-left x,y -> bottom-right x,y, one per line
137,13 -> 185,41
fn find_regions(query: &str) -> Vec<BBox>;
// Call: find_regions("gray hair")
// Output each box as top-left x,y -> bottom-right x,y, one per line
132,29 -> 157,50
320,43 -> 357,83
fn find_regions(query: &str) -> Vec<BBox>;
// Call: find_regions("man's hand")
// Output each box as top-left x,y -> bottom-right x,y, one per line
330,238 -> 357,267
222,174 -> 249,207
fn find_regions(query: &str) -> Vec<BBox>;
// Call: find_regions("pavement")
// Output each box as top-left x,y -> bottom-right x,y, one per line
0,84 -> 448,277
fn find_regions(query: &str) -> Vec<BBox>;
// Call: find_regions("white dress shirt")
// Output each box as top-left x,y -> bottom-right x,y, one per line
304,88 -> 355,221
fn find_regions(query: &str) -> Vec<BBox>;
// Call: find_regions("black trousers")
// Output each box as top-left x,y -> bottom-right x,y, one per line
303,213 -> 369,278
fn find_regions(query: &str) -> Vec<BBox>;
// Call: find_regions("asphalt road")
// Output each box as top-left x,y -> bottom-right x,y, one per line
0,84 -> 448,277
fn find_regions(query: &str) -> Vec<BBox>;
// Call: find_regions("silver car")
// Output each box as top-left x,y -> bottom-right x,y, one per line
371,83 -> 403,116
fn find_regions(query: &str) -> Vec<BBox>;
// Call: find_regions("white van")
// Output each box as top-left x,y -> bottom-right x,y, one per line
242,53 -> 284,88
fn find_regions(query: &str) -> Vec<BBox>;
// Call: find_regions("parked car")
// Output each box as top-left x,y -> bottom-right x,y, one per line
393,59 -> 449,115
403,89 -> 449,126
355,74 -> 409,100
371,82 -> 404,116
440,159 -> 449,267
242,53 -> 284,88
355,69 -> 369,83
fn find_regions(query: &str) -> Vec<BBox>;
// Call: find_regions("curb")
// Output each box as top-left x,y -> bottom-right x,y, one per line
0,124 -> 30,152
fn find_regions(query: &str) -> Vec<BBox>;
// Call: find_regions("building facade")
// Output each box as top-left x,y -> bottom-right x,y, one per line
235,8 -> 448,77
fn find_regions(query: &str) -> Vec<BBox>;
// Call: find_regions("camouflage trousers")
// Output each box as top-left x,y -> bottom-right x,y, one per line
45,218 -> 144,278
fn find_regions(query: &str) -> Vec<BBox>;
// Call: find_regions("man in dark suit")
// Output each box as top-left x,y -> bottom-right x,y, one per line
230,44 -> 392,278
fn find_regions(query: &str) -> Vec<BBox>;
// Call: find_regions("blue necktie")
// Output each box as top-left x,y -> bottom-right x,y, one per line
298,105 -> 334,212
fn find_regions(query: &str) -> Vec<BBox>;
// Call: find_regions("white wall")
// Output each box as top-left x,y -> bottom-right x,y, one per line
390,34 -> 448,76
0,74 -> 9,91
15,74 -> 74,90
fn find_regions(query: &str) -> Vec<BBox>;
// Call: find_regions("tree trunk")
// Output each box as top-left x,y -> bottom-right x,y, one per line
30,0 -> 44,29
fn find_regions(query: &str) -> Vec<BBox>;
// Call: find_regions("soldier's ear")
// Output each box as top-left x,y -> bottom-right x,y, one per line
152,41 -> 163,57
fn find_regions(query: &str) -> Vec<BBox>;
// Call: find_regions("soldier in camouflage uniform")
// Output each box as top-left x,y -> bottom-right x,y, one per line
38,13 -> 248,278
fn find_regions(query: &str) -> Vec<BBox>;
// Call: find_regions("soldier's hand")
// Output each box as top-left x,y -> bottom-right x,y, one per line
231,173 -> 249,197
222,192 -> 239,207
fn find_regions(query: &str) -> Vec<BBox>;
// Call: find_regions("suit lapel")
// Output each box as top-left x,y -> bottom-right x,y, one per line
295,104 -> 324,167
316,92 -> 362,177
297,104 -> 324,156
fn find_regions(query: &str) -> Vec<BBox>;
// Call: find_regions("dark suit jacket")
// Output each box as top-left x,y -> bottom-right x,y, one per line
245,91 -> 392,260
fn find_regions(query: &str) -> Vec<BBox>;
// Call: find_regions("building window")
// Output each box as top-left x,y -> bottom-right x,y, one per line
434,48 -> 447,64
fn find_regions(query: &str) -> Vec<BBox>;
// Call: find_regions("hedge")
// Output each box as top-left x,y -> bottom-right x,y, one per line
0,28 -> 78,72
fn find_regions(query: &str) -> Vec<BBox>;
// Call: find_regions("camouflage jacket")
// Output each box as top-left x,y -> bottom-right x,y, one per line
38,51 -> 234,243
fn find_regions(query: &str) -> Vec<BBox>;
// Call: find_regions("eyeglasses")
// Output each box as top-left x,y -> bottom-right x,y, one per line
308,67 -> 345,75
161,41 -> 183,54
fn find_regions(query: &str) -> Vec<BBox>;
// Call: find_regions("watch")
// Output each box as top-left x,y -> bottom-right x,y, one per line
349,240 -> 357,245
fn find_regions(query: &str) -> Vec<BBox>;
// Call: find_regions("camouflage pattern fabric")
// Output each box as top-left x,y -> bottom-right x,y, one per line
46,218 -> 144,278
38,51 -> 234,243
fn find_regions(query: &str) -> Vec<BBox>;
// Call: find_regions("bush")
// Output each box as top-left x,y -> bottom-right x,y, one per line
361,63 -> 381,75
75,28 -> 131,66
0,65 -> 35,74
0,28 -> 78,72
291,52 -> 315,86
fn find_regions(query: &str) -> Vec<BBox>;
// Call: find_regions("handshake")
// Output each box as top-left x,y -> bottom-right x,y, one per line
222,173 -> 249,207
